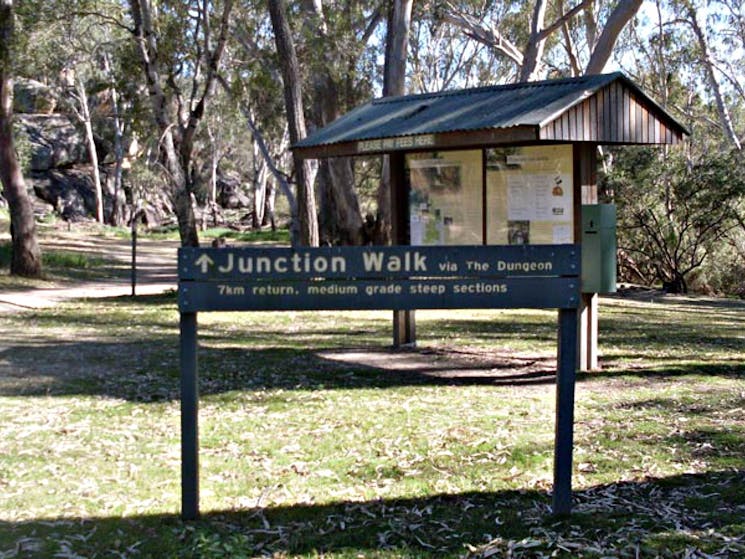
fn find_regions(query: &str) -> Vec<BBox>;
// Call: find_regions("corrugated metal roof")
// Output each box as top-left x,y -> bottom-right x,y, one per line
293,72 -> 688,157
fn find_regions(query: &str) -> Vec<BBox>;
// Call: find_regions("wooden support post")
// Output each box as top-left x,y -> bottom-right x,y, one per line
393,309 -> 416,346
553,308 -> 579,515
580,292 -> 599,371
390,151 -> 416,347
180,311 -> 199,520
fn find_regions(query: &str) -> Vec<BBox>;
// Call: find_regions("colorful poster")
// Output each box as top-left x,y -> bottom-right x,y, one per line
408,151 -> 483,246
486,145 -> 574,245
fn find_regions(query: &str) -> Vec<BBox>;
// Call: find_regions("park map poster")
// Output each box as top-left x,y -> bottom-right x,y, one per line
407,150 -> 483,246
486,145 -> 574,245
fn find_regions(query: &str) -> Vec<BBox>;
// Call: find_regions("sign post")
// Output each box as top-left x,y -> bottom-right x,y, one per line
178,244 -> 580,519
554,308 -> 579,515
180,311 -> 199,521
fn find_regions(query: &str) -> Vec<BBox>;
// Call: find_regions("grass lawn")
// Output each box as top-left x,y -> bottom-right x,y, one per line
0,292 -> 743,557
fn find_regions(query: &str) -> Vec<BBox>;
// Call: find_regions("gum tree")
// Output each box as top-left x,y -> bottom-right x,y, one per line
0,0 -> 41,277
126,0 -> 234,247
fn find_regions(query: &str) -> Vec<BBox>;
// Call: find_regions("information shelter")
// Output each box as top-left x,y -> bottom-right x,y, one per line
293,72 -> 689,361
178,73 -> 687,521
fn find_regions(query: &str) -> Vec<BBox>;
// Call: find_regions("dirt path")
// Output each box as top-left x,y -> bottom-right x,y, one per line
0,229 -> 179,312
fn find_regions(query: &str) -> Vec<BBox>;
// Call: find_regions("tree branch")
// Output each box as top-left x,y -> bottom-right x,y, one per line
441,3 -> 524,67
585,0 -> 643,74
538,0 -> 592,41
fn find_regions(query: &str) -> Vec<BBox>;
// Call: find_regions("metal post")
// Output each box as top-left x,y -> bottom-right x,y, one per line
180,311 -> 199,520
131,221 -> 137,297
553,308 -> 579,515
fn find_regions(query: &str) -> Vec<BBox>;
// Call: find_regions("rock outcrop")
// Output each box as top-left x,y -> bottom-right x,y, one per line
16,114 -> 88,172
11,78 -> 99,221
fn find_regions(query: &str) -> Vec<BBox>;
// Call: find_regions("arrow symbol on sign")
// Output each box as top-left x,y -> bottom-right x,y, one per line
195,254 -> 215,273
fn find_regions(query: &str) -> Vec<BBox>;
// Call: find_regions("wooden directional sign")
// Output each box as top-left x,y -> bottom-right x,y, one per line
178,244 -> 581,312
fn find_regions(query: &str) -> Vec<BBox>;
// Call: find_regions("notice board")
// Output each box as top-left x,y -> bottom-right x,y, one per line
407,150 -> 483,245
487,145 -> 574,245
406,145 -> 574,247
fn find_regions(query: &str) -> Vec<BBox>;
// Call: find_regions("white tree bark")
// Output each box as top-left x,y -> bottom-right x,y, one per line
684,0 -> 742,150
442,7 -> 524,68
128,0 -> 233,246
103,52 -> 126,226
73,76 -> 104,223
585,0 -> 644,74
444,0 -> 640,83
520,0 -> 548,81
384,0 -> 413,96
240,105 -> 297,218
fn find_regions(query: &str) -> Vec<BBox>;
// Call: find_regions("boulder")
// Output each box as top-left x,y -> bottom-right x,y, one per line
12,78 -> 57,114
30,168 -> 97,221
16,114 -> 88,172
218,173 -> 250,209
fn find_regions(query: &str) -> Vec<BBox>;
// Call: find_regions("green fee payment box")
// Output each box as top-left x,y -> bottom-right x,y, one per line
581,204 -> 617,293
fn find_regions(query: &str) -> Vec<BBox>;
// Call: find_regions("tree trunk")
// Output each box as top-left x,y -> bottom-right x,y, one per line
520,0 -> 548,81
129,0 -> 233,247
253,149 -> 268,229
104,53 -> 126,226
444,0 -> 641,83
263,180 -> 276,231
240,105 -> 298,231
75,76 -> 104,223
163,127 -> 200,246
302,1 -> 363,246
685,1 -> 742,150
376,0 -> 413,245
128,0 -> 200,246
0,0 -> 41,277
585,0 -> 643,74
207,126 -> 219,206
268,0 -> 318,246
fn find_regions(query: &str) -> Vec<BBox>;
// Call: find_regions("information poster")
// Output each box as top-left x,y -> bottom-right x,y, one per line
486,145 -> 574,245
408,150 -> 483,246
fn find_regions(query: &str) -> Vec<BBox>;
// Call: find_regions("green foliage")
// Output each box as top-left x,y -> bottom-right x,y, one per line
42,248 -> 106,270
11,120 -> 32,174
603,147 -> 745,294
201,226 -> 291,244
1,240 -> 109,281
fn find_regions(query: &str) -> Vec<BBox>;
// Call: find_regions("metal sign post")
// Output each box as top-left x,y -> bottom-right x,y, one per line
179,311 -> 199,521
554,308 -> 579,515
178,244 -> 580,519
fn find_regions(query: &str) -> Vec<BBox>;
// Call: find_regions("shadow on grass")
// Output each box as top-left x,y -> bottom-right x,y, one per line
608,292 -> 745,312
0,291 -> 742,401
577,361 -> 745,384
1,470 -> 743,558
0,339 -> 559,401
1,335 -> 743,403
